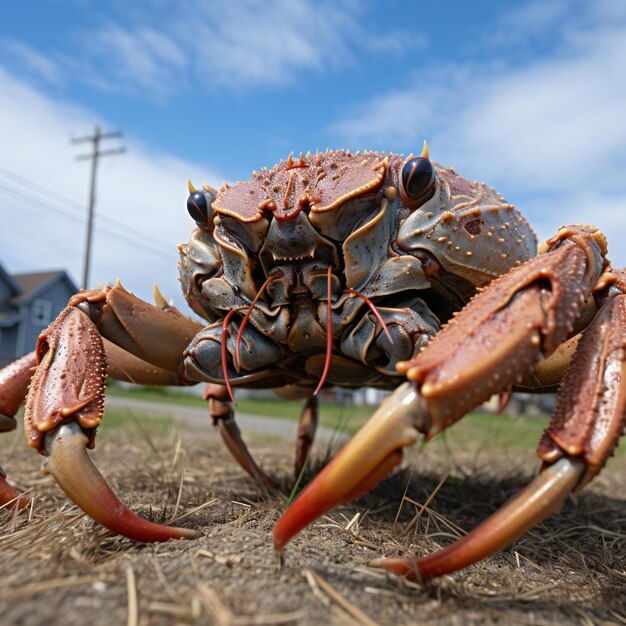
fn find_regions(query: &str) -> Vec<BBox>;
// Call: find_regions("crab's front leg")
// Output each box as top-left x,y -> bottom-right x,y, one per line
0,329 -> 188,508
0,352 -> 37,506
273,225 -> 623,578
372,283 -> 626,580
24,284 -> 203,541
203,383 -> 281,489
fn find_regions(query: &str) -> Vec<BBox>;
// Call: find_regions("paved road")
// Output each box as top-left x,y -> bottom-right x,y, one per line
105,395 -> 349,444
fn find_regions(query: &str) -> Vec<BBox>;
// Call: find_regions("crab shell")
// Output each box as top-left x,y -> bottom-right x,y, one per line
178,150 -> 536,390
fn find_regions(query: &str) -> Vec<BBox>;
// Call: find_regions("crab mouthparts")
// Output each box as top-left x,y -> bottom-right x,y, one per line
271,252 -> 315,263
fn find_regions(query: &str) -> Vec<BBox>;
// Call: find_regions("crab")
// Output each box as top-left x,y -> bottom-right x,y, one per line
0,143 -> 624,581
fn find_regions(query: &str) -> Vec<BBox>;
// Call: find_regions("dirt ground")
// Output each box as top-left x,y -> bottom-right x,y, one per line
0,417 -> 625,626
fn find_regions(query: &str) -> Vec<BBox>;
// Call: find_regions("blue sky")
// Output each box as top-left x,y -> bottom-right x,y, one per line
1,0 -> 625,308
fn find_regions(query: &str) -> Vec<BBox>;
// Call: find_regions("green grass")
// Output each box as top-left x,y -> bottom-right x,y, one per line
99,406 -> 174,435
108,385 -> 208,408
433,412 -> 546,451
99,388 -> 625,459
106,383 -> 549,450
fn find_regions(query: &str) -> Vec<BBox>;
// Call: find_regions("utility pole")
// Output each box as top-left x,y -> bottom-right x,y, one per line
72,126 -> 126,289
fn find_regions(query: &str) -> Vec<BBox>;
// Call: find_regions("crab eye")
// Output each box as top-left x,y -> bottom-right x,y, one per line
186,190 -> 214,225
401,157 -> 435,203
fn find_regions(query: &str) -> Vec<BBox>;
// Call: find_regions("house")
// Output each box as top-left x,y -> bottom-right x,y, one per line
0,264 -> 78,367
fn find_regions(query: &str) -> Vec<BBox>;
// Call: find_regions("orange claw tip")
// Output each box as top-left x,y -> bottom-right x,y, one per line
273,449 -> 403,552
272,462 -> 338,552
44,423 -> 202,542
273,382 -> 425,551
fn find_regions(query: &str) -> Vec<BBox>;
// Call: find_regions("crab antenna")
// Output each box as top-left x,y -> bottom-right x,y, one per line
314,266 -> 334,396
235,275 -> 275,371
221,307 -> 247,404
344,289 -> 393,343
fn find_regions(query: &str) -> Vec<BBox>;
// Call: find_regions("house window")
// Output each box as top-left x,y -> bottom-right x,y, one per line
31,299 -> 52,326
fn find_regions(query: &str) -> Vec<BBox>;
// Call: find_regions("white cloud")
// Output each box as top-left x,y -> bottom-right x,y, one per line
490,0 -> 570,46
0,66 -> 223,310
530,191 -> 626,265
77,24 -> 188,98
2,0 -> 424,98
329,2 -> 626,265
180,0 -> 353,86
443,30 -> 626,194
1,39 -> 65,85
170,0 -> 423,89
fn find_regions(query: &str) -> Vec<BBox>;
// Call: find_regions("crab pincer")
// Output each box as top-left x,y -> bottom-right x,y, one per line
273,225 -> 624,579
24,306 -> 200,541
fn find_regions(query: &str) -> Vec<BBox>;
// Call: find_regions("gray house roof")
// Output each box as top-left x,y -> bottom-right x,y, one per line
0,266 -> 78,327
0,264 -> 79,365
12,271 -> 74,304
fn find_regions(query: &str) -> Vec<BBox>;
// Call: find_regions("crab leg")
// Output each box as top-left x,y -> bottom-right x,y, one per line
0,352 -> 37,428
204,383 -> 280,489
69,283 -> 203,374
273,384 -> 320,478
273,225 -> 611,570
369,457 -> 586,579
103,340 -> 185,386
0,339 -> 183,507
295,395 -> 318,477
0,352 -> 36,506
536,291 -> 626,488
372,290 -> 626,579
24,305 -> 201,541
0,467 -> 25,508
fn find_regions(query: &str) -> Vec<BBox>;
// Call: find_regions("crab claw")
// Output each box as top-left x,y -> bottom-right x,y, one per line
273,382 -> 425,550
25,306 -> 200,542
42,422 -> 200,541
368,456 -> 585,580
274,225 -> 608,563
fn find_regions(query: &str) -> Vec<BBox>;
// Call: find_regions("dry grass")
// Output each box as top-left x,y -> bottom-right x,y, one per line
0,412 -> 624,626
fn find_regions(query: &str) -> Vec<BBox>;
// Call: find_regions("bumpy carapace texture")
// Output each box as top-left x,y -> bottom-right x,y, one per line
213,151 -> 388,222
178,150 -> 537,393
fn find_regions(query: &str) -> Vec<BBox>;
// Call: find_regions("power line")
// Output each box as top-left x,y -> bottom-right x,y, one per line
0,164 -> 174,251
72,126 -> 126,288
0,180 -> 170,260
0,180 -> 167,258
